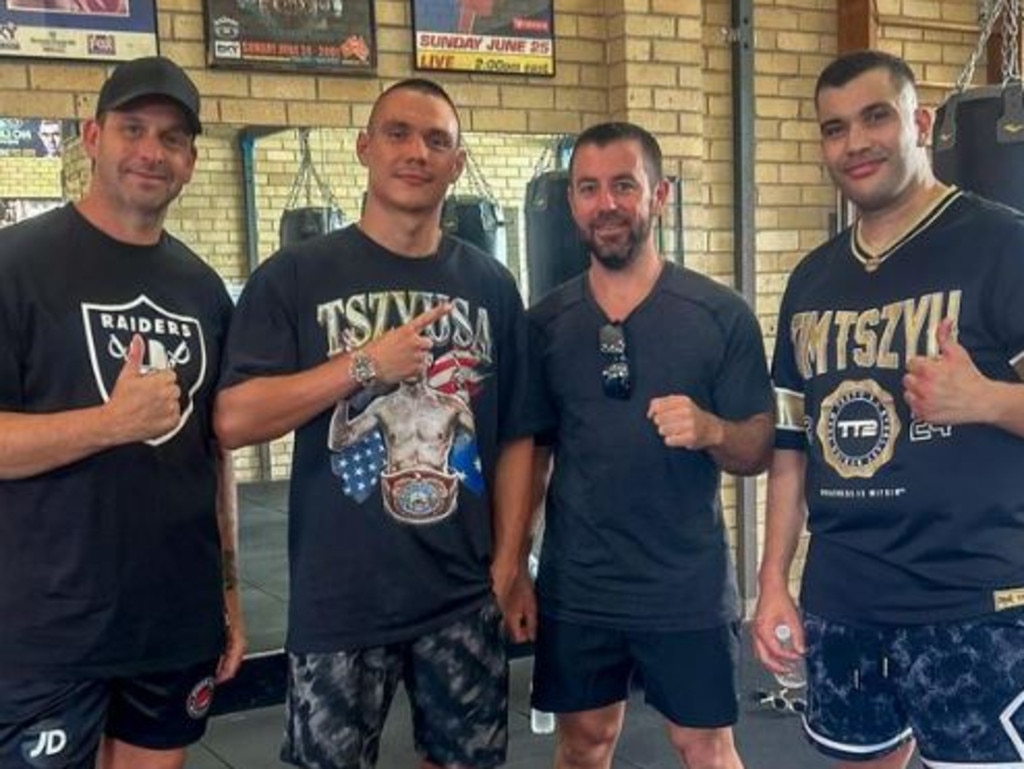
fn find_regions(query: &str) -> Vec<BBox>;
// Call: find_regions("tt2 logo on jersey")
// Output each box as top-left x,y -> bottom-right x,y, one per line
81,295 -> 207,446
817,379 -> 901,479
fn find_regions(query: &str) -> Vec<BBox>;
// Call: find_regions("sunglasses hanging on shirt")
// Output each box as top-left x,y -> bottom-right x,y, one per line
599,322 -> 631,400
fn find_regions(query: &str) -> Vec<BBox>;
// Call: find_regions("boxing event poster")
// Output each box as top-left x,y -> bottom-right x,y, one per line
0,198 -> 62,228
0,0 -> 156,61
204,0 -> 374,73
412,0 -> 554,77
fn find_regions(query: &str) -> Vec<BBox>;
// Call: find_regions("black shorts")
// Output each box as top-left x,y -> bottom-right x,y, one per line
531,614 -> 740,729
0,660 -> 219,769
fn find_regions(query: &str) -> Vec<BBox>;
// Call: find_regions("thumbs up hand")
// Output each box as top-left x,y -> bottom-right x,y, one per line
903,318 -> 987,425
104,334 -> 182,444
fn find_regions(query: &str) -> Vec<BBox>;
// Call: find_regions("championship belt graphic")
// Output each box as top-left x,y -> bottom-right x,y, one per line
380,466 -> 459,523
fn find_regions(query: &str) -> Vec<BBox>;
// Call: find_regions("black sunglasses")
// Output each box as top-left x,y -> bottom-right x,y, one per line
599,322 -> 631,400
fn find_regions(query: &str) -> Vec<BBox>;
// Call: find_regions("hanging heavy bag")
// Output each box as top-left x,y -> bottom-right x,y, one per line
525,170 -> 589,305
279,206 -> 345,246
441,195 -> 503,259
933,82 -> 1024,213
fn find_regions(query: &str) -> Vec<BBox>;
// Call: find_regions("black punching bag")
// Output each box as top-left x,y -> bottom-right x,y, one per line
933,83 -> 1024,213
525,170 -> 589,305
279,206 -> 344,246
441,195 -> 505,261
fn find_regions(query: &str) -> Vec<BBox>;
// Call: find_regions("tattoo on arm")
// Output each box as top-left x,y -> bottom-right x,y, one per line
222,549 -> 238,590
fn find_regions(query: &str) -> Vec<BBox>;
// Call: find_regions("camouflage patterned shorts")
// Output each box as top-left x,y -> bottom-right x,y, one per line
281,599 -> 508,769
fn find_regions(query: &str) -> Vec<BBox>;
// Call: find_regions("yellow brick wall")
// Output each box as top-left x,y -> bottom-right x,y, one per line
0,0 -> 995,593
0,157 -> 62,198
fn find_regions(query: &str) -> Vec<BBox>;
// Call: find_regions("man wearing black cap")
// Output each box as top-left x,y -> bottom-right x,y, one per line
0,56 -> 245,769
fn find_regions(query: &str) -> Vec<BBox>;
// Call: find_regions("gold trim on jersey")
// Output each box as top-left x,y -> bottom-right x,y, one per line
851,187 -> 963,273
994,587 -> 1024,612
1011,350 -> 1024,382
775,388 -> 806,431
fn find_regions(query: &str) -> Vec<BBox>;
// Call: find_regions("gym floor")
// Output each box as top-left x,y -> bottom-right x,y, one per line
185,482 -> 917,769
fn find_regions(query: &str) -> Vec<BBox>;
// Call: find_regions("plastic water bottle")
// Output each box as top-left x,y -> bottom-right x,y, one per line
530,684 -> 556,735
773,624 -> 806,690
527,541 -> 555,733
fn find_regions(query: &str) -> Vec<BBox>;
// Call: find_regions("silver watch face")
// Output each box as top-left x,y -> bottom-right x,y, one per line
352,353 -> 376,385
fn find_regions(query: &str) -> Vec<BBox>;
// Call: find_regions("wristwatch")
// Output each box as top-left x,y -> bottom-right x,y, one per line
349,351 -> 377,388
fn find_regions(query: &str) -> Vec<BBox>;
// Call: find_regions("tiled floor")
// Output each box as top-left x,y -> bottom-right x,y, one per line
192,482 -> 919,768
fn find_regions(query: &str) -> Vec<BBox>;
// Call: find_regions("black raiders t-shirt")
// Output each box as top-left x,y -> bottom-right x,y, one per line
0,204 -> 231,677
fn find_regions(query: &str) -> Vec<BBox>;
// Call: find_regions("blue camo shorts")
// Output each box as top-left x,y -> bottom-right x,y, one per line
281,598 -> 507,769
802,609 -> 1024,767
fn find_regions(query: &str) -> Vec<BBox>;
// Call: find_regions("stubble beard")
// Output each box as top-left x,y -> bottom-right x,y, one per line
582,215 -> 651,271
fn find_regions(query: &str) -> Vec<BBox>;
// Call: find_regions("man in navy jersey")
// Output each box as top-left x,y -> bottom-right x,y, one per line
754,49 -> 1024,769
215,79 -> 535,769
528,122 -> 774,769
0,57 -> 245,769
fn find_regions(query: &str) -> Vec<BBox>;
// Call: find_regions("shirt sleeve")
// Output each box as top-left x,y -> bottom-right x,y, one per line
711,297 -> 774,422
522,306 -> 559,446
217,251 -> 300,390
771,285 -> 808,451
0,279 -> 23,410
987,220 -> 1024,382
492,272 -> 535,443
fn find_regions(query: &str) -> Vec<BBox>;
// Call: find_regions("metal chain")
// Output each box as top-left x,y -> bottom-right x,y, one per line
458,142 -> 499,203
1001,0 -> 1021,83
284,128 -> 339,210
955,0 -> 1008,92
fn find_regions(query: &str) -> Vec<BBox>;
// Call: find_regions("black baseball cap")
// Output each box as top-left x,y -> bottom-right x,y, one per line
96,56 -> 202,135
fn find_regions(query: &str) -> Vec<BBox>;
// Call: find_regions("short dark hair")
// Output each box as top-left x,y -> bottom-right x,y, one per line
815,49 -> 917,104
569,122 -> 663,187
369,78 -> 461,140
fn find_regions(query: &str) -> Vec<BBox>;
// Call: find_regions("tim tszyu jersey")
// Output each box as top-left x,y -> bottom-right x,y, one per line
773,188 -> 1024,625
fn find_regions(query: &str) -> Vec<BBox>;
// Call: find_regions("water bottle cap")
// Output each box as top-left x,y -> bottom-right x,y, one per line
774,624 -> 793,642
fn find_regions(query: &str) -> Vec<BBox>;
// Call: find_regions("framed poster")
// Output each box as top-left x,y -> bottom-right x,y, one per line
0,198 -> 63,228
0,118 -> 64,157
0,0 -> 156,61
205,0 -> 375,73
412,0 -> 554,77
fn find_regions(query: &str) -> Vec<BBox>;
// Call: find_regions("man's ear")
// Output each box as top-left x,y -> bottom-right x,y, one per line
356,130 -> 370,168
80,118 -> 101,160
914,106 -> 933,147
449,146 -> 466,184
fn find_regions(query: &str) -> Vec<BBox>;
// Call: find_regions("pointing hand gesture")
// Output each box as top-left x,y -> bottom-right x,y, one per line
364,304 -> 452,385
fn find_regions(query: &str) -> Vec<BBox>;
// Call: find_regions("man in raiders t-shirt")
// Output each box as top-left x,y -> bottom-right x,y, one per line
216,79 -> 535,769
0,58 -> 245,769
754,50 -> 1024,769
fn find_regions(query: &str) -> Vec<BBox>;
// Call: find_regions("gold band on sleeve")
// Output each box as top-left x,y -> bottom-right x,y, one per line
775,388 -> 805,431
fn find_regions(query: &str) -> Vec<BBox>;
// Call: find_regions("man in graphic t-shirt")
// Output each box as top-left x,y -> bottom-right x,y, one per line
216,78 -> 535,769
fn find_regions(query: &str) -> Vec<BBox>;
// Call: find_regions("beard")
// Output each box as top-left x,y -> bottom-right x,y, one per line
579,212 -> 652,271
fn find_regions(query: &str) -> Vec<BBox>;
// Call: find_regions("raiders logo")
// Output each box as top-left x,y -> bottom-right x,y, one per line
81,295 -> 207,446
